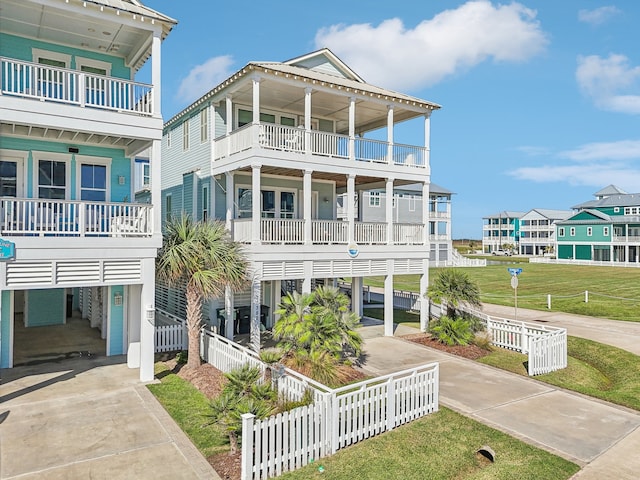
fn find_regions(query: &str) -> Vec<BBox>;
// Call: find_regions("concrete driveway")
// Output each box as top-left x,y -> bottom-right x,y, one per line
0,356 -> 219,480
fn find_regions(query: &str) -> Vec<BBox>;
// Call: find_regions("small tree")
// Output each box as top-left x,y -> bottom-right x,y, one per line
157,215 -> 248,370
426,268 -> 482,319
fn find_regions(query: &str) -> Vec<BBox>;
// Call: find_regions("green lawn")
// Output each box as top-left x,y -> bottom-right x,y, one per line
478,336 -> 640,411
147,363 -> 228,458
361,263 -> 640,321
363,307 -> 420,329
280,407 -> 579,480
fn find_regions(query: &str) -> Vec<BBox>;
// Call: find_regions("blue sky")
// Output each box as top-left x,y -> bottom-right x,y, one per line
143,1 -> 640,239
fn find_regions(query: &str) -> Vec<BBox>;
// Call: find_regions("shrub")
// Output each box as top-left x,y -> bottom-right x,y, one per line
431,316 -> 474,346
472,331 -> 493,351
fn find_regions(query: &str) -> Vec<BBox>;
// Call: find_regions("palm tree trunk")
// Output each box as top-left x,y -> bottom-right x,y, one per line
186,282 -> 203,370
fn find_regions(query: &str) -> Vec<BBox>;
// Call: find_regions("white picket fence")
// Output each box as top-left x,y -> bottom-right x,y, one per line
154,309 -> 187,352
241,363 -> 439,480
198,330 -> 439,480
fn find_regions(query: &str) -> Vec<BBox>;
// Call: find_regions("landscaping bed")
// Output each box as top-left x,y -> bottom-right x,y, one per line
401,332 -> 492,360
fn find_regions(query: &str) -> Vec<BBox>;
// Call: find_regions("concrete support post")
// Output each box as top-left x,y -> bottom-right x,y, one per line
151,139 -> 162,238
225,286 -> 234,340
139,258 -> 156,382
384,263 -> 394,336
352,277 -> 363,317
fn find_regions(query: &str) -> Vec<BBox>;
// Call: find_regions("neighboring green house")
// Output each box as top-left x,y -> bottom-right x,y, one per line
555,185 -> 640,263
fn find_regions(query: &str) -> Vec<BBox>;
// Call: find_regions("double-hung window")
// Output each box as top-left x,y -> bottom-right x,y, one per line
38,159 -> 67,199
80,164 -> 107,201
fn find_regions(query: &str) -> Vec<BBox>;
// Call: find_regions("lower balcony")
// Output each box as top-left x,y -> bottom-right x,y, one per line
232,218 -> 425,245
0,198 -> 152,238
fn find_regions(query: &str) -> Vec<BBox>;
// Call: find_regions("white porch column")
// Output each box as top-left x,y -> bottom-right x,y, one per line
302,261 -> 312,294
384,262 -> 394,336
225,95 -> 233,157
387,105 -> 394,165
386,177 -> 394,245
347,174 -> 356,244
252,75 -> 261,124
422,182 -> 430,246
304,169 -> 312,245
304,87 -> 312,154
225,172 -> 234,232
273,280 -> 282,324
224,286 -> 234,340
151,31 -> 161,117
352,277 -> 363,318
252,164 -> 261,245
210,103 -> 216,161
151,139 -> 162,237
419,259 -> 429,332
424,111 -> 432,167
250,276 -> 261,352
139,258 -> 156,382
348,97 -> 356,161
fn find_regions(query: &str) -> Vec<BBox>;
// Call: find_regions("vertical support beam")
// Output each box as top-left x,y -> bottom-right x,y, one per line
386,177 -> 394,245
252,75 -> 261,145
302,261 -> 312,294
273,279 -> 282,325
304,169 -> 312,245
250,276 -> 261,352
384,262 -> 394,336
224,286 -> 234,340
139,258 -> 155,382
422,182 -> 430,247
424,111 -> 432,167
348,97 -> 356,161
304,87 -> 312,154
151,31 -> 161,117
347,174 -> 356,244
352,277 -> 363,317
225,172 -> 234,232
387,105 -> 394,164
209,103 -> 216,162
151,139 -> 162,237
251,164 -> 261,245
419,259 -> 429,332
225,95 -> 233,157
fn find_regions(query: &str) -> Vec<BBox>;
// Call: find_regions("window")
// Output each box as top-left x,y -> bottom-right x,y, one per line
369,192 -> 381,207
624,206 -> 640,215
80,164 -> 107,201
183,119 -> 190,150
0,161 -> 18,197
587,227 -> 592,236
202,185 -> 209,221
165,194 -> 172,222
200,109 -> 209,142
409,196 -> 416,212
614,207 -> 620,213
603,227 -> 609,236
236,187 -> 295,219
570,227 -> 575,236
167,129 -> 172,148
38,160 -> 66,199
143,164 -> 150,187
558,227 -> 565,236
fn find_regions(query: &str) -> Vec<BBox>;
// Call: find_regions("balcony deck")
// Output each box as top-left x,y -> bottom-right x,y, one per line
232,218 -> 424,245
0,198 -> 152,238
215,123 -> 427,169
0,57 -> 153,116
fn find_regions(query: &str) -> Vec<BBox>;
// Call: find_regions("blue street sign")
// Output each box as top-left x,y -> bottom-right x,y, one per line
508,268 -> 522,276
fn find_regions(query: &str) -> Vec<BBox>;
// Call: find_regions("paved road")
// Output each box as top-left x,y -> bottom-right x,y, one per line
358,321 -> 640,479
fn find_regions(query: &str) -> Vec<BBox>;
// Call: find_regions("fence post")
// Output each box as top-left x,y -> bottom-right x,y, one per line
331,392 -> 339,454
547,294 -> 551,309
241,413 -> 255,480
386,377 -> 396,431
521,323 -> 527,353
585,290 -> 589,303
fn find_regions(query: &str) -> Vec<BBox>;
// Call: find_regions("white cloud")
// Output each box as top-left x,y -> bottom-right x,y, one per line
578,6 -> 621,25
176,55 -> 235,104
576,54 -> 640,114
314,0 -> 548,91
516,145 -> 551,156
509,139 -> 640,190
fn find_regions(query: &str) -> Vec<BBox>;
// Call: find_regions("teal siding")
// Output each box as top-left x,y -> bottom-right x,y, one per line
1,290 -> 11,368
26,289 -> 65,327
0,33 -> 130,80
558,245 -> 573,259
575,245 -> 592,260
0,139 -> 130,202
108,286 -> 125,355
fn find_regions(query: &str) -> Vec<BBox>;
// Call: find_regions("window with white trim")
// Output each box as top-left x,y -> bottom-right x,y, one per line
80,164 -> 107,201
38,159 -> 67,199
143,164 -> 150,187
183,119 -> 190,151
570,227 -> 575,236
201,109 -> 209,142
587,227 -> 592,236
369,192 -> 380,207
603,226 -> 609,236
202,184 -> 209,221
624,206 -> 640,215
558,227 -> 565,236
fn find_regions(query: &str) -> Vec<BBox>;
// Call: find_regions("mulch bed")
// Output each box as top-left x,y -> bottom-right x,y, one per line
401,333 -> 492,360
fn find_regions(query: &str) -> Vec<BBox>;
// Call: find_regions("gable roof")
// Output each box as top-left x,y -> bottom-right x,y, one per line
522,209 -> 573,220
594,184 -> 627,198
573,192 -> 640,210
283,49 -> 365,82
558,208 -> 611,224
483,211 -> 526,220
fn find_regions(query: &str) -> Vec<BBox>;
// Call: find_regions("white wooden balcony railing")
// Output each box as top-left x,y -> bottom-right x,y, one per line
232,218 -> 425,245
0,198 -> 152,237
214,123 -> 427,168
613,234 -> 640,242
0,57 -> 153,115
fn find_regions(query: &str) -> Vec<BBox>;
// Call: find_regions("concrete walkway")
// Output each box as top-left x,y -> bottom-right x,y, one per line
358,321 -> 640,479
0,356 -> 220,480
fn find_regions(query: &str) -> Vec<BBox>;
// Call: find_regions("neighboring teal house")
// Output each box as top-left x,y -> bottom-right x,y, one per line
159,48 -> 440,347
555,185 -> 640,263
0,0 -> 176,381
482,211 -> 524,253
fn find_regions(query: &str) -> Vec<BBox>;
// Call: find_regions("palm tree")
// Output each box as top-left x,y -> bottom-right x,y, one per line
157,215 -> 248,370
426,268 -> 481,319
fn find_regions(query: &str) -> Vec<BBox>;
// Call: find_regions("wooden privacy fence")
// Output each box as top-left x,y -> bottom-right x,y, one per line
241,363 -> 439,480
197,330 -> 439,480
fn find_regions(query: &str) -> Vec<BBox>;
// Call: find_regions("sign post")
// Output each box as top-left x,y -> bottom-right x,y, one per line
507,268 -> 522,321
